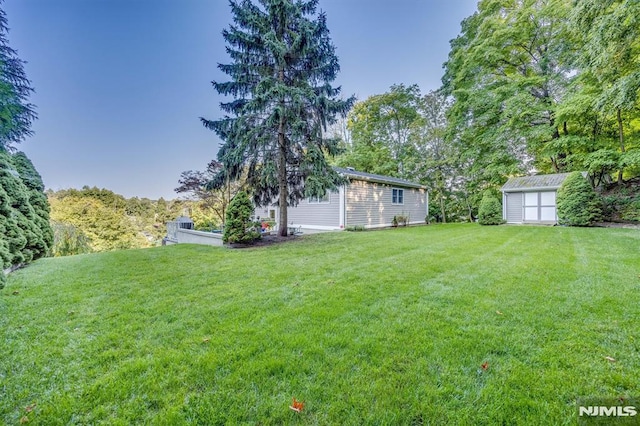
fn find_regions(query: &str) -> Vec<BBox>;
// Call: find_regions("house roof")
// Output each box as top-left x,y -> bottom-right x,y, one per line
334,167 -> 426,189
501,173 -> 575,192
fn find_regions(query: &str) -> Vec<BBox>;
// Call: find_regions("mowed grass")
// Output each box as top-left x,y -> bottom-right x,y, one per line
1,224 -> 639,425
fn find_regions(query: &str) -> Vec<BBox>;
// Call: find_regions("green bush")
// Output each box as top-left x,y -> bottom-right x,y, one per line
478,192 -> 504,225
52,221 -> 92,257
621,199 -> 640,221
223,191 -> 260,244
556,172 -> 601,226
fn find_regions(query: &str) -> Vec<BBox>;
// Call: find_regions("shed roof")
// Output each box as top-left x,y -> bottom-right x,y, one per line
334,167 -> 426,189
501,173 -> 574,192
175,216 -> 194,223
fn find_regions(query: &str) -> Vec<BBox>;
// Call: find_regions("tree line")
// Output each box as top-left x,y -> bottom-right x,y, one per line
332,0 -> 639,222
47,188 -> 218,256
198,0 -> 638,229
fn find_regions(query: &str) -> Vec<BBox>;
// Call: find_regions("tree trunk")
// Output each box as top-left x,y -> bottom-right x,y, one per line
278,126 -> 288,237
437,171 -> 446,223
439,194 -> 446,223
617,107 -> 625,185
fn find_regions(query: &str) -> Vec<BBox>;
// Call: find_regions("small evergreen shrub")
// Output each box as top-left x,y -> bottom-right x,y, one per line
478,192 -> 504,225
621,199 -> 640,222
223,191 -> 260,244
556,172 -> 601,226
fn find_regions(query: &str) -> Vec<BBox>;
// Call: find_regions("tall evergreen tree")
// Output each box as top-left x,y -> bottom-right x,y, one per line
0,1 -> 37,149
203,0 -> 354,236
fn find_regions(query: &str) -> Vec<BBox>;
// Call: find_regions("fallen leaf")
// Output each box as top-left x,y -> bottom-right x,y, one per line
496,311 -> 503,315
604,356 -> 616,362
481,362 -> 489,371
289,397 -> 304,412
202,338 -> 210,343
25,403 -> 36,413
20,416 -> 29,424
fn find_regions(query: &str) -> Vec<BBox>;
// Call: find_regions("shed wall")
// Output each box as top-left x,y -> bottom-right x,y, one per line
505,192 -> 523,223
503,190 -> 558,224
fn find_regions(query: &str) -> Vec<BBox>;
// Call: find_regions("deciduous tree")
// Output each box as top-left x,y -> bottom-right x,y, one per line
175,160 -> 241,227
337,84 -> 422,178
442,0 -> 576,180
570,0 -> 640,184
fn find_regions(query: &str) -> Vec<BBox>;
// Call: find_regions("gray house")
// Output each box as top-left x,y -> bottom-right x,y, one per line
501,173 -> 574,224
255,167 -> 428,230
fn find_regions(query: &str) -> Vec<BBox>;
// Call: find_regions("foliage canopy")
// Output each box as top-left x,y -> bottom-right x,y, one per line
0,4 -> 36,149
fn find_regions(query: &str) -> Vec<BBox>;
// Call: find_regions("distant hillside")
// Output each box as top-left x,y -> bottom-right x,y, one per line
47,187 -> 190,255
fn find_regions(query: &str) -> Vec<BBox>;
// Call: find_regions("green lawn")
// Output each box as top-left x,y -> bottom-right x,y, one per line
1,224 -> 639,424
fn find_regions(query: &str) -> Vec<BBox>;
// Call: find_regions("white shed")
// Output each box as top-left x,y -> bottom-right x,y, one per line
501,173 -> 575,224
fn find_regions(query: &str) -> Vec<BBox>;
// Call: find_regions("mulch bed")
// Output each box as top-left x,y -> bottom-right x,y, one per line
227,234 -> 304,249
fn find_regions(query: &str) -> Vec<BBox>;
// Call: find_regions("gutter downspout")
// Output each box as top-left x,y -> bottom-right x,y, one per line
426,189 -> 429,223
339,185 -> 346,229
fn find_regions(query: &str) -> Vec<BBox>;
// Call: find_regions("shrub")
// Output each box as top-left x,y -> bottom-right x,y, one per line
556,172 -> 601,226
621,199 -> 640,222
223,191 -> 260,244
52,221 -> 92,257
478,192 -> 504,225
395,214 -> 409,226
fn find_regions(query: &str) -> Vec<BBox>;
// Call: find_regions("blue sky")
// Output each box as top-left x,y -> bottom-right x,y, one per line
4,0 -> 478,199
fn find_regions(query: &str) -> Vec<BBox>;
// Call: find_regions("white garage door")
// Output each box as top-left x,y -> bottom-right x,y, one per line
524,191 -> 556,222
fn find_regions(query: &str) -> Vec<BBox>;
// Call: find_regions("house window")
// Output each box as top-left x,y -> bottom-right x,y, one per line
308,193 -> 330,203
392,188 -> 404,205
269,209 -> 276,219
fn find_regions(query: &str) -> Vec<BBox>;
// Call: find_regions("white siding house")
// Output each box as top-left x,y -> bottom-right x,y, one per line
501,173 -> 576,224
254,167 -> 428,230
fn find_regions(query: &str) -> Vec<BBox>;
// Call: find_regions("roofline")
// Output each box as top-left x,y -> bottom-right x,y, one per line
348,174 -> 427,189
502,185 -> 562,193
335,167 -> 427,190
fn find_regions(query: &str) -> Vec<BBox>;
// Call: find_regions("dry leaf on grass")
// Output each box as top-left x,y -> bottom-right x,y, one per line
289,397 -> 304,412
604,356 -> 616,362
